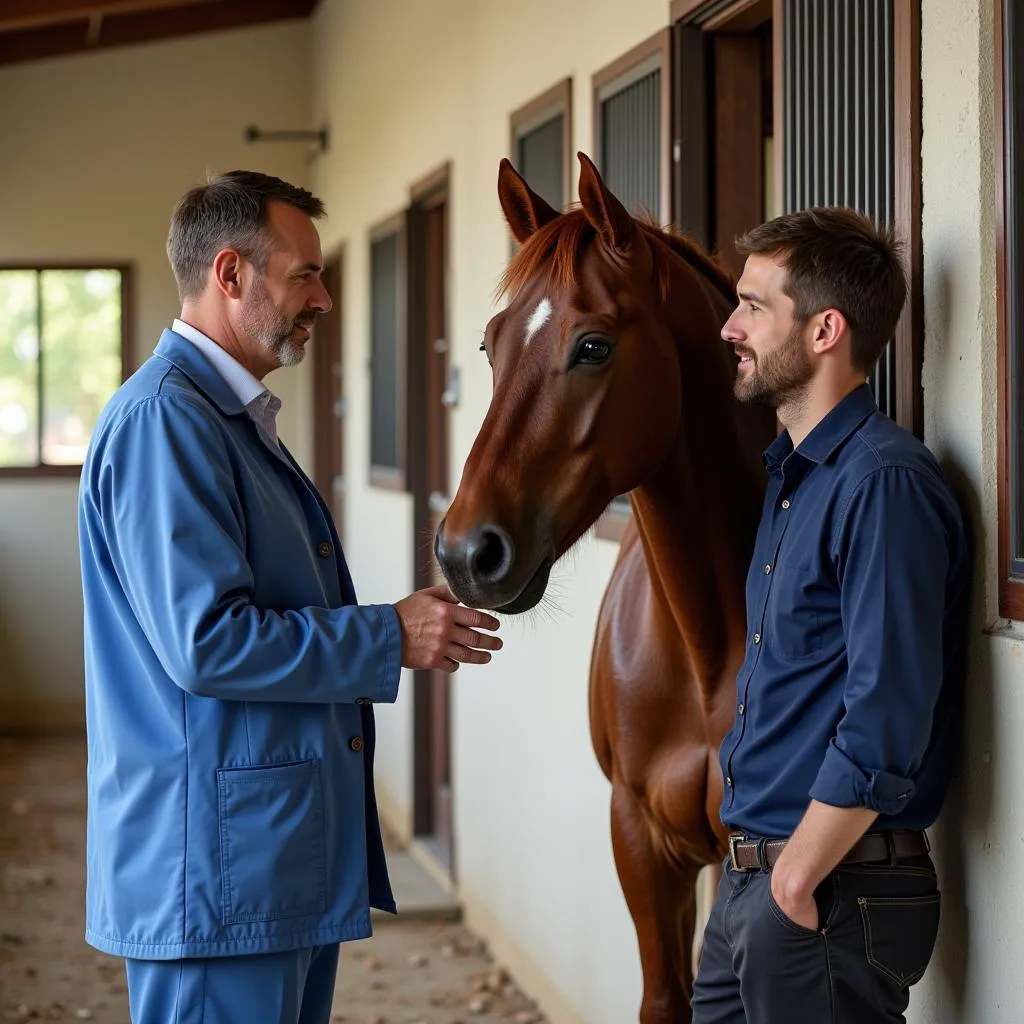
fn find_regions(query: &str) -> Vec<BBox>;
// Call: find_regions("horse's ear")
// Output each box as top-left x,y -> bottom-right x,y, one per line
577,151 -> 634,253
498,158 -> 560,243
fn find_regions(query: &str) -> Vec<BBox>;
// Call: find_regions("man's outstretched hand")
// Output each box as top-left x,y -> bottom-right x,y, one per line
393,585 -> 503,673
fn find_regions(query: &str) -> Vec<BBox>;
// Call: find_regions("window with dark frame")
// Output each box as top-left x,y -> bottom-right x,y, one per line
0,266 -> 127,474
510,79 -> 572,216
997,0 -> 1024,619
369,225 -> 405,489
592,31 -> 672,538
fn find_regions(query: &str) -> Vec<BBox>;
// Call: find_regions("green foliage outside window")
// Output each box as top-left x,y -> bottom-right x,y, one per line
0,268 -> 123,468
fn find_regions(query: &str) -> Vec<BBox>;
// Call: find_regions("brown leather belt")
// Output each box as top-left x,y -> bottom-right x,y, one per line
728,829 -> 931,873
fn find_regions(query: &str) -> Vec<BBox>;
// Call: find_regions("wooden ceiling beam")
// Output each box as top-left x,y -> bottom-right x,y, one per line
0,0 -> 215,34
0,0 -> 317,65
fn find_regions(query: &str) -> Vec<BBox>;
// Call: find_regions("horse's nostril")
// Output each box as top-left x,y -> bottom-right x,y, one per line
472,526 -> 513,583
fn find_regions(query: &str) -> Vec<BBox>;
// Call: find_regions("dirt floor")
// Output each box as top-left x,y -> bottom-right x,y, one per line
0,736 -> 548,1024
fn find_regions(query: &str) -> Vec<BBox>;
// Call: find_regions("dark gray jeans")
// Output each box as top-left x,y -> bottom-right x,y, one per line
691,853 -> 941,1023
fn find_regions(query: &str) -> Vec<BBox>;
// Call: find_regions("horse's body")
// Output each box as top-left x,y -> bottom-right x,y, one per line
436,154 -> 777,1022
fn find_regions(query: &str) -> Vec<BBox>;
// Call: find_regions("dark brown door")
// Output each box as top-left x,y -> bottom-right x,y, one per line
407,176 -> 454,873
312,255 -> 345,537
673,4 -> 774,278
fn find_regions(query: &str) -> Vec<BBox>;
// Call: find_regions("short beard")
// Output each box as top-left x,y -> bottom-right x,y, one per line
239,276 -> 314,368
734,320 -> 813,410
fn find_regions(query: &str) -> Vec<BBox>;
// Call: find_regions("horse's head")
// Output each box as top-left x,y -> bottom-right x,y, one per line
435,153 -> 733,613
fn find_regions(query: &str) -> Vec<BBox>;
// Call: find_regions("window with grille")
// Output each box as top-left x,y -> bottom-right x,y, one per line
369,223 -> 405,488
592,31 -> 671,534
779,0 -> 920,429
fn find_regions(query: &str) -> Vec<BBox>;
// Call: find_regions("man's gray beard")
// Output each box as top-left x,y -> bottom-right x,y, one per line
241,282 -> 309,368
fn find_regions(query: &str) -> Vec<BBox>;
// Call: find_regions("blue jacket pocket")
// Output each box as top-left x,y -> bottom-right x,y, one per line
217,759 -> 327,924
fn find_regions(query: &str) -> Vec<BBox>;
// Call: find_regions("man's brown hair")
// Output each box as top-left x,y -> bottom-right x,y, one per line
735,207 -> 907,374
167,170 -> 325,301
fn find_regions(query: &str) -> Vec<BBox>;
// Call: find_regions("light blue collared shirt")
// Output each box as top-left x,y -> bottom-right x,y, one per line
172,318 -> 281,443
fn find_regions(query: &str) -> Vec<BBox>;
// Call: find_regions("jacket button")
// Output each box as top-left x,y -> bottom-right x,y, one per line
349,737 -> 365,752
318,541 -> 332,557
355,697 -> 372,705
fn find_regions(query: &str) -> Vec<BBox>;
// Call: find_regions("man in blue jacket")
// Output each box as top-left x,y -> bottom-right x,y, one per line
78,171 -> 503,1024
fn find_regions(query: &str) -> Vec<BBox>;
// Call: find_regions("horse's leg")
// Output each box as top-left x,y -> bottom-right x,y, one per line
611,781 -> 702,1024
691,861 -> 722,976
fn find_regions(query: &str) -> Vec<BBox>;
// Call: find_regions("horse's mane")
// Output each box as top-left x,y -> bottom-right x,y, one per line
498,207 -> 737,308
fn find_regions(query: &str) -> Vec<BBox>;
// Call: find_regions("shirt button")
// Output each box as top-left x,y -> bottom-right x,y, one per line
763,563 -> 772,575
737,703 -> 745,715
349,737 -> 365,752
318,541 -> 332,557
725,776 -> 733,787
781,499 -> 791,509
753,633 -> 761,645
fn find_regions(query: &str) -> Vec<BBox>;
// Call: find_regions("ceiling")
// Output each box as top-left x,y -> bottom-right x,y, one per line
0,0 -> 319,66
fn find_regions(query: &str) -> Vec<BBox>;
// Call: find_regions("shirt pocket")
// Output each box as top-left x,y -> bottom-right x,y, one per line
766,562 -> 825,661
217,759 -> 327,925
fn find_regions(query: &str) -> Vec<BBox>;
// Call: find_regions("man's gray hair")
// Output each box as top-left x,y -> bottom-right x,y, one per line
166,170 -> 325,300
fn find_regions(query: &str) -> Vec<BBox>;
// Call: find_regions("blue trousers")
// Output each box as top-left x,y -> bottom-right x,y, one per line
125,944 -> 340,1024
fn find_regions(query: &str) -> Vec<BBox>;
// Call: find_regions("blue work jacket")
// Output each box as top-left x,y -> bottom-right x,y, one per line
78,329 -> 401,960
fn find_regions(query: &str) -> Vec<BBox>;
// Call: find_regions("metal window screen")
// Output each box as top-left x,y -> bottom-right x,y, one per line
518,113 -> 565,212
782,0 -> 897,417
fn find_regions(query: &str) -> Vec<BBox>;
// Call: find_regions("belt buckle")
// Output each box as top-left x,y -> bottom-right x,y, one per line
728,832 -> 751,872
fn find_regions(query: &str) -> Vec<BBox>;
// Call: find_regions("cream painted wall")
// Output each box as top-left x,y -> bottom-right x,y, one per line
0,22 -> 312,726
308,0 -> 673,1019
912,0 -> 1024,1021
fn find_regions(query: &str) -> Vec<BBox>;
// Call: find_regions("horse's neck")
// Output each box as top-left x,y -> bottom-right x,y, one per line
630,283 -> 769,693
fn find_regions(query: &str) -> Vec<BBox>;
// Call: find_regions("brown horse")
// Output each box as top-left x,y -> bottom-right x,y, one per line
434,153 -> 777,1023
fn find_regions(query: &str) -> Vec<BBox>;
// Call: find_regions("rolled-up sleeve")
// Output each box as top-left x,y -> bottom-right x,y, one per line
94,394 -> 403,704
808,466 -> 950,816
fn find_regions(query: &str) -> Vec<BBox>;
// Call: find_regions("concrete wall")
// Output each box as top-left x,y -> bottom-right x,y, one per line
911,0 -> 1024,1020
0,21 -> 312,728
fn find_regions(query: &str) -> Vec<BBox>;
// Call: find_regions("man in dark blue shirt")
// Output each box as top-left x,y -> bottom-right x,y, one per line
691,207 -> 970,1024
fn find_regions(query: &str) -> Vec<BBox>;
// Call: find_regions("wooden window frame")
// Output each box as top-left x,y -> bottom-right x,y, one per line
509,77 -> 574,210
0,261 -> 131,479
592,29 -> 672,542
592,29 -> 673,226
367,213 -> 408,492
892,0 -> 924,441
996,0 -> 1024,620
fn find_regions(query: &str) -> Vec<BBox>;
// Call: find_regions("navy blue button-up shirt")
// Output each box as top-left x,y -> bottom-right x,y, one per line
719,385 -> 970,837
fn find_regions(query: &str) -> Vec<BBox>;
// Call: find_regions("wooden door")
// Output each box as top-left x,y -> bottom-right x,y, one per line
312,254 -> 345,537
672,3 -> 774,278
407,173 -> 454,874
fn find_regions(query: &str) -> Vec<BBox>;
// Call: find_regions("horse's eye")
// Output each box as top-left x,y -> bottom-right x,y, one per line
573,336 -> 612,366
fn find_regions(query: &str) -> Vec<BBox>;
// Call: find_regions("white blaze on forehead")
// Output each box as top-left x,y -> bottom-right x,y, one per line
524,297 -> 552,347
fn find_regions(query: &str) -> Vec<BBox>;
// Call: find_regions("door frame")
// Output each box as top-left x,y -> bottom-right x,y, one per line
312,247 -> 346,539
405,161 -> 455,873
